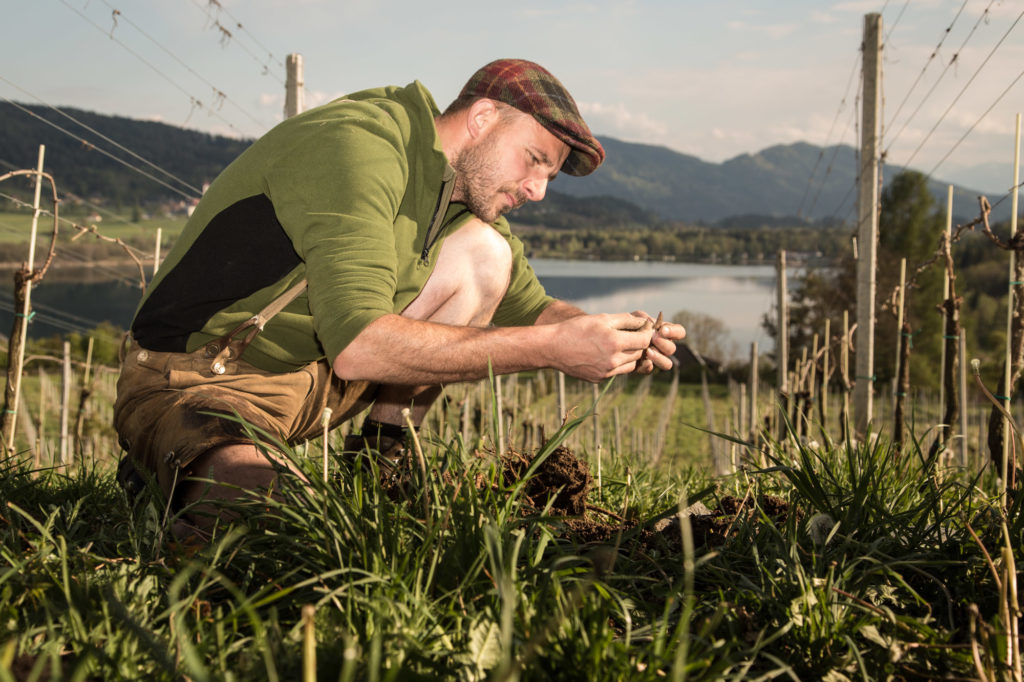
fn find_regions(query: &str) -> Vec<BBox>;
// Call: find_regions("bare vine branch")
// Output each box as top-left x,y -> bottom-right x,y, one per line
0,169 -> 61,285
68,222 -> 148,293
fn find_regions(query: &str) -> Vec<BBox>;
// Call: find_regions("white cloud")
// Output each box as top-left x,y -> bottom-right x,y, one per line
578,101 -> 668,141
304,89 -> 347,108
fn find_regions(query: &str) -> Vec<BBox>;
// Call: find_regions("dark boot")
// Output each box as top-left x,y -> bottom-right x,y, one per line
342,419 -> 411,476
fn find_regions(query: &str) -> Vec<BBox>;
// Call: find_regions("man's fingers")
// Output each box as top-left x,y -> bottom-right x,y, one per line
650,332 -> 677,357
654,321 -> 686,341
645,346 -> 675,371
613,312 -> 654,332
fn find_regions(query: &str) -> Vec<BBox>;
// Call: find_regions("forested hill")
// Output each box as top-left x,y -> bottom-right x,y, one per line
560,137 -> 1003,224
0,102 -> 249,207
0,101 -> 1003,225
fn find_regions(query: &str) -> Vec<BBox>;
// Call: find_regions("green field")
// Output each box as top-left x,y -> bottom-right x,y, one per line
0,210 -> 187,249
1,368 -> 1021,680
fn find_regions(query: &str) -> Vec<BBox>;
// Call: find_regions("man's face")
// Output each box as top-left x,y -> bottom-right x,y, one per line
453,109 -> 570,223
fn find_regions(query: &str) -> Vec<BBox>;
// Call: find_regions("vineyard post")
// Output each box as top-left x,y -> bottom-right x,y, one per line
1001,114 -> 1022,495
556,371 -> 566,424
60,340 -> 71,466
36,366 -> 46,468
940,187 -> 953,410
776,249 -> 789,441
842,310 -> 851,442
508,373 -> 518,446
894,320 -> 911,452
477,382 -> 486,443
821,319 -> 831,427
613,406 -> 621,455
73,337 -> 95,455
153,227 -> 162,276
2,146 -> 46,452
494,374 -> 504,454
932,199 -> 962,462
434,388 -> 446,440
810,334 -> 818,436
894,258 -> 906,400
739,382 -> 748,447
733,382 -> 744,472
592,383 -> 602,494
959,330 -> 968,467
855,12 -> 882,437
893,259 -> 907,448
748,341 -> 759,456
698,362 -> 715,466
17,402 -> 37,467
798,346 -> 809,438
728,412 -> 737,472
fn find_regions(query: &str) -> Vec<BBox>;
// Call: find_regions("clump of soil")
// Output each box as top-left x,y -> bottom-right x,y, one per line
493,445 -> 794,558
503,446 -> 799,554
720,493 -> 791,520
685,494 -> 793,547
501,445 -> 593,516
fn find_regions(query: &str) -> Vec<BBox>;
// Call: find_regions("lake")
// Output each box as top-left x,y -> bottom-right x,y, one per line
532,259 -> 779,360
0,260 -> 782,358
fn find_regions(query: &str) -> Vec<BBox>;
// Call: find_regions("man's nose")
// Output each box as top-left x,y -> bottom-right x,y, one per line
522,175 -> 548,202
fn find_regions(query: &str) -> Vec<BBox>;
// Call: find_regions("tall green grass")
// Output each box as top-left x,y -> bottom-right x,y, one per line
1,405 -> 1020,680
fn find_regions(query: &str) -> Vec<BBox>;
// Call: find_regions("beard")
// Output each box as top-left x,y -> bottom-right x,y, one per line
452,130 -> 526,223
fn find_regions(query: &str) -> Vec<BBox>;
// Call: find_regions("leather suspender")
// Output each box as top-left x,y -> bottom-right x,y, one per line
208,279 -> 308,374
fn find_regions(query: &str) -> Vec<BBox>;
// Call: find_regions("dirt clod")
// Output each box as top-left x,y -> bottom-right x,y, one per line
453,445 -> 800,568
501,445 -> 593,516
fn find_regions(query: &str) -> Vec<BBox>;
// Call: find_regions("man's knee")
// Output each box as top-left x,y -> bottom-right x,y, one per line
405,218 -> 512,325
463,220 -> 513,300
441,218 -> 512,304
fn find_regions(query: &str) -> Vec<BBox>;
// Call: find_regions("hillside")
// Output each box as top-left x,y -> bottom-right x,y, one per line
0,102 -> 248,209
561,138 -> 1006,224
0,102 -> 1007,225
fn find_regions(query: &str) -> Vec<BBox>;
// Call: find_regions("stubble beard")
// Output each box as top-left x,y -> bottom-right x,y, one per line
452,131 -> 525,223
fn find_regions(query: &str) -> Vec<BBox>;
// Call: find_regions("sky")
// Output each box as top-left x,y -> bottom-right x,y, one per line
2,0 -> 1023,196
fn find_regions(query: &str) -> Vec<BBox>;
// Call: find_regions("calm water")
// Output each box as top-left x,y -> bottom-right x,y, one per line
532,259 -> 778,360
1,260 -> 781,357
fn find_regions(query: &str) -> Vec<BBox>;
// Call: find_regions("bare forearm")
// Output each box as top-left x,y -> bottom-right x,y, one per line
333,310 -> 659,384
535,299 -> 586,325
333,314 -> 560,384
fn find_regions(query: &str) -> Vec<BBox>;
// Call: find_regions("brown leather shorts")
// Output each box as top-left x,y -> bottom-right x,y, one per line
113,341 -> 374,499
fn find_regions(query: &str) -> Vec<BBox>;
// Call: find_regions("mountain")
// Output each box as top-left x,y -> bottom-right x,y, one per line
559,137 -> 1009,224
0,102 -> 248,208
0,102 -> 1010,225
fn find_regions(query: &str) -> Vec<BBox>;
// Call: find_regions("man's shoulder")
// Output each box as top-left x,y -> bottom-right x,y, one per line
318,81 -> 440,124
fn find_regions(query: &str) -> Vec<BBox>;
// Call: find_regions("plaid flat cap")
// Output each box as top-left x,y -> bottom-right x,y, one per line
458,58 -> 605,176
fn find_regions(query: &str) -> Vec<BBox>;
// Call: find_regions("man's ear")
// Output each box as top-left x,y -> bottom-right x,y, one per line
466,98 -> 500,140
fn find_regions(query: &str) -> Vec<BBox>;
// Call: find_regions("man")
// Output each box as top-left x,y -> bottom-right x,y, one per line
114,58 -> 684,531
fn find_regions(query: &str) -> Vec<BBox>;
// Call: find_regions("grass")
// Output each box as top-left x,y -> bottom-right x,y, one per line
1,391 -> 1021,680
0,210 -> 187,247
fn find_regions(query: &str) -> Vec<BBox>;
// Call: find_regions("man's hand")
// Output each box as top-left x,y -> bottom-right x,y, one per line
630,310 -> 686,375
546,311 -> 684,382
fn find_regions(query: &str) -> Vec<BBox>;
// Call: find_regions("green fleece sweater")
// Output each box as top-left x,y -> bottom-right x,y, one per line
131,81 -> 552,372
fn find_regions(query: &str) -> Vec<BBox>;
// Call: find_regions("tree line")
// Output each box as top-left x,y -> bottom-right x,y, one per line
765,170 -> 1019,391
516,224 -> 848,263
